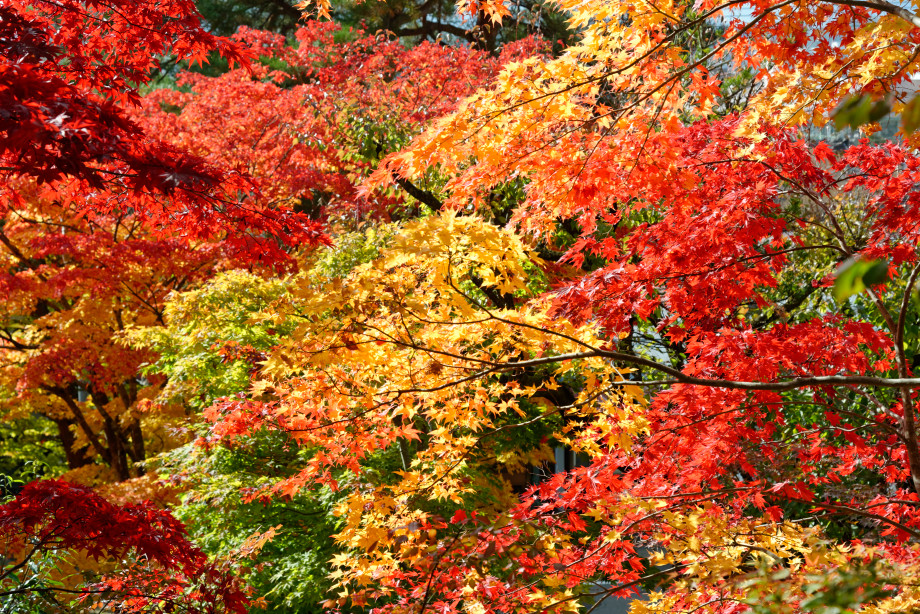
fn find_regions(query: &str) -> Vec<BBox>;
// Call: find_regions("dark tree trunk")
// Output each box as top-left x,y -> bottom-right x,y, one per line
52,417 -> 92,470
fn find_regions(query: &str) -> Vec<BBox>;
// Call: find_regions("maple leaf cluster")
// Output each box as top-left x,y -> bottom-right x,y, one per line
189,1 -> 920,613
7,0 -> 920,612
135,21 -> 544,225
0,480 -> 250,612
1,0 -> 326,261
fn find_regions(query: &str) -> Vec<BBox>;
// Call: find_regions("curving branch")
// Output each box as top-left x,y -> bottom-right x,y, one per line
824,0 -> 920,29
386,346 -> 920,392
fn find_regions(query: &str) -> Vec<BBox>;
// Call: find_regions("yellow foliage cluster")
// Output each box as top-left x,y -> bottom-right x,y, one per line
225,212 -> 649,597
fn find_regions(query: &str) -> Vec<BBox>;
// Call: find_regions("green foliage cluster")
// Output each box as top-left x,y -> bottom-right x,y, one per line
160,434 -> 343,613
0,416 -> 65,495
128,271 -> 291,412
127,270 -> 342,613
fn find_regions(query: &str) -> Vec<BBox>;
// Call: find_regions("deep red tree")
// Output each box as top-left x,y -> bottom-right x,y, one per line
0,480 -> 250,612
1,0 -> 324,257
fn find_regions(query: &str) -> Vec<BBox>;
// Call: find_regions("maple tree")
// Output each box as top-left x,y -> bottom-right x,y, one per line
135,21 -> 544,227
7,0 -> 920,611
0,479 -> 251,612
0,1 -> 337,488
173,0 -> 920,613
0,177 -> 238,483
0,2 -> 327,611
1,0 -> 325,258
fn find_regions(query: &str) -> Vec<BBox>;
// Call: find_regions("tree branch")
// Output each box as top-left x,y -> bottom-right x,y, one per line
824,0 -> 920,29
394,177 -> 444,211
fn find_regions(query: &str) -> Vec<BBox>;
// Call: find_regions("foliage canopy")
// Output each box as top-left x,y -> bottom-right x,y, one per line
5,0 -> 920,612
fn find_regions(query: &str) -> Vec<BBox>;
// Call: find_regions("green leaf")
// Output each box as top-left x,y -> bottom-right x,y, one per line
833,257 -> 889,302
861,259 -> 889,286
832,95 -> 891,130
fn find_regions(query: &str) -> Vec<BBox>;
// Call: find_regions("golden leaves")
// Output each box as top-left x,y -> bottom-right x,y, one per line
230,212 -> 650,602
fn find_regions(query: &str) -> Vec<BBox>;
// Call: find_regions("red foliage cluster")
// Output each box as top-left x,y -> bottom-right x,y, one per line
0,480 -> 249,612
1,1 -> 325,263
0,0 -> 245,189
137,21 -> 545,223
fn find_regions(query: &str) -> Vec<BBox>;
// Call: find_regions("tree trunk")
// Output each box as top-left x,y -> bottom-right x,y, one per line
51,417 -> 92,470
